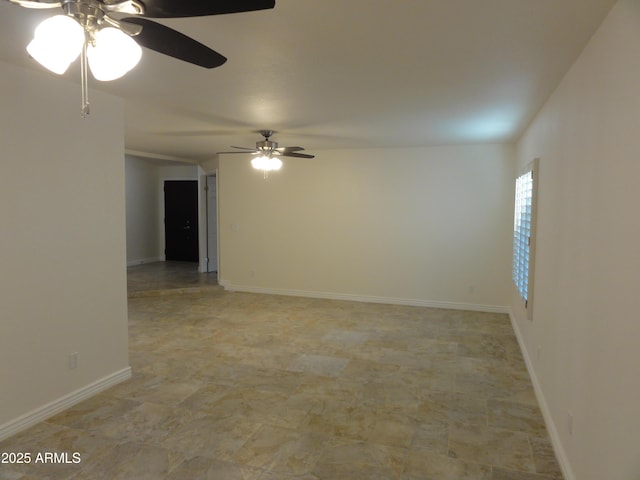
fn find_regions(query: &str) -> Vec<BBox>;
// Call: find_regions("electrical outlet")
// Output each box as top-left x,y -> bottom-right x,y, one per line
536,346 -> 542,361
69,352 -> 79,370
567,411 -> 573,436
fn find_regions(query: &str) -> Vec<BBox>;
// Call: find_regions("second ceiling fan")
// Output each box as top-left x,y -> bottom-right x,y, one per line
219,130 -> 315,159
218,130 -> 315,176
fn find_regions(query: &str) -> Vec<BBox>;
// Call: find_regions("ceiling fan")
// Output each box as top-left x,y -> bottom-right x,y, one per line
5,0 -> 275,115
220,130 -> 316,159
218,130 -> 315,176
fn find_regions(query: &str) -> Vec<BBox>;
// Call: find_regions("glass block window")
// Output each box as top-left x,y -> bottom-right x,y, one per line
513,159 -> 538,310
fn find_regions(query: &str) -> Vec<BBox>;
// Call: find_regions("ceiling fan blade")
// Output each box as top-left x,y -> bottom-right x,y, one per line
217,150 -> 258,154
230,146 -> 258,151
280,152 -> 315,159
121,17 -> 226,68
102,1 -> 145,15
104,14 -> 144,35
134,0 -> 275,18
275,146 -> 305,153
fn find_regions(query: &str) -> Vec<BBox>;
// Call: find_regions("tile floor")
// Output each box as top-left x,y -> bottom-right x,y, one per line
0,263 -> 563,479
127,261 -> 219,297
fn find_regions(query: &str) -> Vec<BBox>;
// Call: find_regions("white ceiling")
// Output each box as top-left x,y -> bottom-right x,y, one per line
0,0 -> 616,161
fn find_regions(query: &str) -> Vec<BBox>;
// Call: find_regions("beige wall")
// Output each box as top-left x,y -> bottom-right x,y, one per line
219,144 -> 514,310
511,1 -> 640,478
124,156 -> 199,266
126,160 -> 207,272
125,155 -> 162,265
0,61 -> 129,431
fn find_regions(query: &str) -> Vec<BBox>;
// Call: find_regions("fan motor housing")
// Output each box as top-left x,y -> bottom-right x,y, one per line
62,0 -> 103,24
256,140 -> 278,151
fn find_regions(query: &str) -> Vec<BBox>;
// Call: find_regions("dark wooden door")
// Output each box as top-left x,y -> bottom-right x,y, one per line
164,180 -> 198,262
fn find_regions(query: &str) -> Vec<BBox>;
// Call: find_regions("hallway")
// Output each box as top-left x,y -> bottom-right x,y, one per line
127,261 -> 219,297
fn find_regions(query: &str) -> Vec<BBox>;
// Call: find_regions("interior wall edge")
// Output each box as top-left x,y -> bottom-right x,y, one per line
126,256 -> 164,267
508,307 -> 575,480
219,280 -> 510,314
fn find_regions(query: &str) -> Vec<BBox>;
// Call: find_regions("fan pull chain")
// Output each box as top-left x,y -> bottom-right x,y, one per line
80,31 -> 90,117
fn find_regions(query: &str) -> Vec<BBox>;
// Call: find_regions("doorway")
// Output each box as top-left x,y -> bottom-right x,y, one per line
164,180 -> 198,262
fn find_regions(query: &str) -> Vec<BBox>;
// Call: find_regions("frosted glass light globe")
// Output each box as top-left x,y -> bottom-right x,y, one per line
251,155 -> 282,171
27,15 -> 84,75
88,27 -> 142,81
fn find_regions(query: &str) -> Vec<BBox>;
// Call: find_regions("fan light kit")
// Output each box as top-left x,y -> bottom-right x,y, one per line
251,155 -> 283,173
7,0 -> 275,116
218,130 -> 315,178
27,13 -> 141,80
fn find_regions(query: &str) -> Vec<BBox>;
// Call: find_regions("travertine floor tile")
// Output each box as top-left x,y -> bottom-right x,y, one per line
529,436 -> 564,479
411,420 -> 449,454
67,441 -> 183,480
491,467 -> 558,480
158,414 -> 261,462
0,262 -> 564,479
418,391 -> 488,426
449,424 -> 536,472
234,424 -> 328,475
402,449 -> 492,480
286,354 -> 350,377
165,455 -> 261,480
313,440 -> 406,478
487,398 -> 547,436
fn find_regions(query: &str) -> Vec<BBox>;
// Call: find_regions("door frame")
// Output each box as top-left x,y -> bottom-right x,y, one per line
160,176 -> 198,262
203,173 -> 219,276
160,177 -> 202,264
159,171 -> 218,279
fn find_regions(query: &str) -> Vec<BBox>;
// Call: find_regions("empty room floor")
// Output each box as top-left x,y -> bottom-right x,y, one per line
0,265 -> 563,479
127,261 -> 219,297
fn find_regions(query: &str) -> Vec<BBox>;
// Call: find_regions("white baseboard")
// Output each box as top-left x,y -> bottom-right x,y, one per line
0,367 -> 132,442
219,280 -> 508,313
508,309 -> 574,480
126,257 -> 163,267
